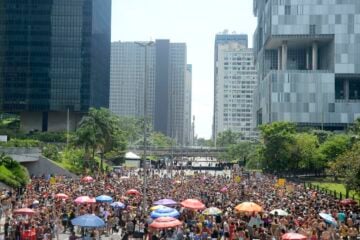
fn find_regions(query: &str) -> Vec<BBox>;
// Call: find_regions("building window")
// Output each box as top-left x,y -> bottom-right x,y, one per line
309,25 -> 316,35
285,5 -> 291,15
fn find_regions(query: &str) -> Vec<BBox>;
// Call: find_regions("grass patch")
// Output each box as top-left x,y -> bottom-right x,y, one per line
308,181 -> 360,202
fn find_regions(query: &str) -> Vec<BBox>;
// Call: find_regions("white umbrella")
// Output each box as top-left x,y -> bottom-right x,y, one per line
270,209 -> 289,216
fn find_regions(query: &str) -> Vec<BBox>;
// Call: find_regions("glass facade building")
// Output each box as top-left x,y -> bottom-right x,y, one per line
110,40 -> 191,145
253,0 -> 360,130
0,0 -> 111,131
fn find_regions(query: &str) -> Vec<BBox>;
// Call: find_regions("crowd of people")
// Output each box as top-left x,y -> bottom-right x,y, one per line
0,168 -> 359,240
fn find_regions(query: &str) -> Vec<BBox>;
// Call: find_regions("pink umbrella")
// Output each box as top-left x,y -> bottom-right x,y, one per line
180,199 -> 205,210
55,193 -> 69,200
74,196 -> 96,204
282,233 -> 307,240
126,189 -> 141,195
220,186 -> 228,193
13,208 -> 36,216
81,176 -> 94,183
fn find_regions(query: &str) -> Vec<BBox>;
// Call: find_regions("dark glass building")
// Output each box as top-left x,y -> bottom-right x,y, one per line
0,0 -> 111,131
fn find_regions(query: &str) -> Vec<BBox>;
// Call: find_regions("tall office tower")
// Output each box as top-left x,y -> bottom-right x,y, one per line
110,40 -> 190,145
213,31 -> 248,141
183,64 -> 192,145
214,42 -> 257,142
253,0 -> 360,130
0,0 -> 111,132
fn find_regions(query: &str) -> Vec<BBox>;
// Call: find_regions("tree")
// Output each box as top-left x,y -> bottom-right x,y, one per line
73,108 -> 127,170
258,122 -> 296,173
328,142 -> 360,196
222,142 -> 256,164
149,132 -> 175,148
195,138 -> 214,147
216,130 -> 242,147
291,133 -> 321,171
318,134 -> 351,163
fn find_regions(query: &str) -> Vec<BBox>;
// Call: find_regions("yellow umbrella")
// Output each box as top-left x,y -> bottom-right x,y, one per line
149,205 -> 166,211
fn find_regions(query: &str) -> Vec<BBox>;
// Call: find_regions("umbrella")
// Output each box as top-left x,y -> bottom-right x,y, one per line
74,196 -> 96,204
82,176 -> 94,183
220,186 -> 228,193
150,205 -> 167,211
149,217 -> 182,229
202,207 -> 222,216
32,200 -> 39,205
150,207 -> 180,219
13,208 -> 36,215
71,214 -> 105,228
270,209 -> 289,216
126,189 -> 141,195
319,213 -> 337,226
235,202 -> 263,213
153,198 -> 177,206
95,195 -> 113,203
110,202 -> 125,209
180,199 -> 205,210
55,193 -> 69,200
340,199 -> 357,206
282,233 -> 307,240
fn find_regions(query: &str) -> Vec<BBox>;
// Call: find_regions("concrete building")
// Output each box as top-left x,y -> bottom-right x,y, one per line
184,64 -> 192,145
253,0 -> 360,130
110,40 -> 191,145
214,42 -> 257,142
213,32 -> 248,140
0,0 -> 112,132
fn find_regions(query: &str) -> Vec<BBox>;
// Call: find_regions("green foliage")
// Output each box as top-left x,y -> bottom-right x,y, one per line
149,132 -> 174,148
26,131 -> 69,142
53,147 -> 85,175
328,142 -> 360,195
291,133 -> 322,170
195,138 -> 214,147
216,130 -> 242,147
0,138 -> 40,147
318,134 -> 351,162
42,144 -> 61,162
0,153 -> 29,187
222,141 -> 256,163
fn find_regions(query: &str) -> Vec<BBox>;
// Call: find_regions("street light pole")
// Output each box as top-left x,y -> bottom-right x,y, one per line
135,41 -> 154,214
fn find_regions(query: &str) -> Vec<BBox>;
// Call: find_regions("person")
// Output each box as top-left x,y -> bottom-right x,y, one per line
62,211 -> 69,233
69,231 -> 78,240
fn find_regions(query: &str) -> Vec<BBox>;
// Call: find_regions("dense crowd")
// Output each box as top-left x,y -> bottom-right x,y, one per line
0,168 -> 359,240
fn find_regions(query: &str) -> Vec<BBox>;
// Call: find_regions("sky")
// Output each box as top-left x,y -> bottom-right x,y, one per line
111,0 -> 257,139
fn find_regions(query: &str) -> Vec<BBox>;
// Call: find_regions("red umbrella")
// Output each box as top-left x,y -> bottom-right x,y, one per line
180,199 -> 205,210
82,176 -> 94,183
126,189 -> 141,195
282,233 -> 307,240
13,208 -> 36,216
149,217 -> 182,229
340,199 -> 358,206
55,193 -> 69,200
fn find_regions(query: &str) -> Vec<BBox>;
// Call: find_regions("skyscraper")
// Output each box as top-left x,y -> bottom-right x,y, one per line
110,40 -> 190,145
184,64 -> 192,145
213,32 -> 248,140
214,41 -> 257,142
0,0 -> 112,132
253,0 -> 360,130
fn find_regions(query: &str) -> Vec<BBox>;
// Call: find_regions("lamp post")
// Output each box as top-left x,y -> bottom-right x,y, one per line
135,41 -> 154,213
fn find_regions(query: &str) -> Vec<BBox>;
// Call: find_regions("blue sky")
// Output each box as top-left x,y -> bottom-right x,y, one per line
111,0 -> 257,139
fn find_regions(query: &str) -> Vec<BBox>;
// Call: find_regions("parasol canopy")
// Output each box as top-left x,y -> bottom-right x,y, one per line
282,233 -> 307,240
55,193 -> 69,200
235,202 -> 263,213
71,214 -> 105,228
95,195 -> 113,203
202,207 -> 222,216
319,212 -> 337,226
74,196 -> 96,204
81,176 -> 94,183
150,207 -> 180,219
270,209 -> 289,216
180,199 -> 205,210
13,208 -> 36,215
126,189 -> 141,195
153,198 -> 177,206
149,217 -> 182,229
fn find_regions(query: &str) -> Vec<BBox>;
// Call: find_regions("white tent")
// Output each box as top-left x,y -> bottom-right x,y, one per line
125,151 -> 141,160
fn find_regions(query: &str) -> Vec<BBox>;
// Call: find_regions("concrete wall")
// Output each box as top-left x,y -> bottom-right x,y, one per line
20,111 -> 82,132
22,156 -> 77,178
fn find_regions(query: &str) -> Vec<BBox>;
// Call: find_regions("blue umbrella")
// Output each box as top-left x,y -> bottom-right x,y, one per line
150,207 -> 180,219
71,214 -> 105,228
319,213 -> 337,226
110,201 -> 125,209
95,195 -> 113,203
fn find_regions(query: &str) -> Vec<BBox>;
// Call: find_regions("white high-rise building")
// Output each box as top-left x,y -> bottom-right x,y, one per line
110,40 -> 191,145
214,42 -> 257,142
